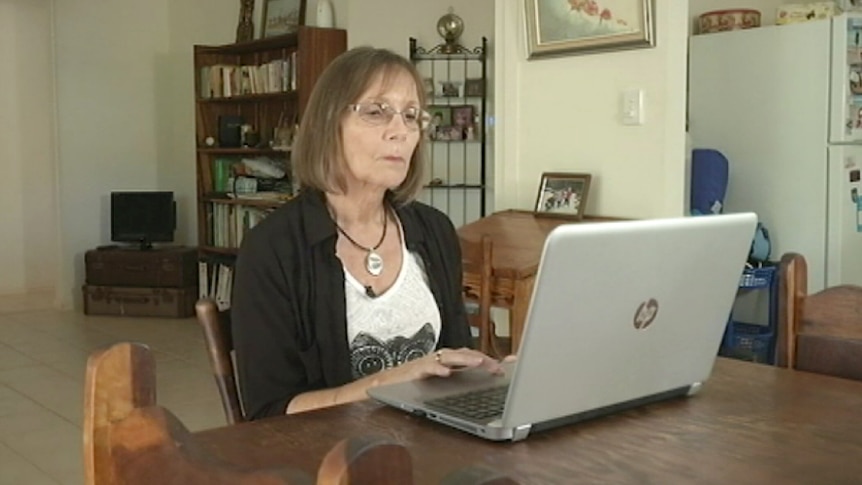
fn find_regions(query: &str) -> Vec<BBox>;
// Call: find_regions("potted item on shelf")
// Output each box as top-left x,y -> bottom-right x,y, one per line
776,2 -> 839,26
698,9 -> 761,34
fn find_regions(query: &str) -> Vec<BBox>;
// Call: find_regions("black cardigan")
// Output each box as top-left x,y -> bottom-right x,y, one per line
231,190 -> 473,420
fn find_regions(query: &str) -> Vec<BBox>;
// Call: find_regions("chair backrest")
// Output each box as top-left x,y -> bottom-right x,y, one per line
776,252 -> 862,381
459,234 -> 502,358
84,341 -> 156,485
83,342 -> 520,485
195,298 -> 245,424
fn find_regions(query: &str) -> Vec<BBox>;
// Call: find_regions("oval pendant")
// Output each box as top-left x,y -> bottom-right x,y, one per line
365,251 -> 384,276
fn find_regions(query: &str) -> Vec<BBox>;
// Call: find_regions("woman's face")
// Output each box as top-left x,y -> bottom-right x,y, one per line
340,69 -> 422,194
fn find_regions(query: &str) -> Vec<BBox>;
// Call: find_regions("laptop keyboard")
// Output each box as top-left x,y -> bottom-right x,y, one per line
424,385 -> 509,421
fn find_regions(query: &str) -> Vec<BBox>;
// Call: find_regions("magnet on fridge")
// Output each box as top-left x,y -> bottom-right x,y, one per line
852,169 -> 861,182
857,195 -> 862,232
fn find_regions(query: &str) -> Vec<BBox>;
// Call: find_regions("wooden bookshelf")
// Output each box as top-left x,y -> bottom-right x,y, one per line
192,27 -> 345,308
193,27 -> 346,257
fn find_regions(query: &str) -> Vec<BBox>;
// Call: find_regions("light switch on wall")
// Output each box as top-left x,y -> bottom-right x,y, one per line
622,88 -> 645,125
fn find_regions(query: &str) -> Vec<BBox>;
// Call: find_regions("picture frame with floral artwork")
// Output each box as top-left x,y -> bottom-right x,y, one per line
534,172 -> 592,219
524,0 -> 655,59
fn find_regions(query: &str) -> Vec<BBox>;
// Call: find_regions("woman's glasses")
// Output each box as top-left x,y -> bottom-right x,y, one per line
348,102 -> 430,131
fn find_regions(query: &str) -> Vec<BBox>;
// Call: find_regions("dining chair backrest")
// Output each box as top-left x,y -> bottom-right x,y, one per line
195,298 -> 245,424
777,252 -> 862,382
459,234 -> 507,358
83,343 -> 520,484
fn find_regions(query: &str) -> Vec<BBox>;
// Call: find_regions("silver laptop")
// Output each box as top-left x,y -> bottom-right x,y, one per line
368,212 -> 757,442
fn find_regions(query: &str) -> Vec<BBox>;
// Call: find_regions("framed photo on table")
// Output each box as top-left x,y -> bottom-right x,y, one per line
534,172 -> 592,220
261,0 -> 306,37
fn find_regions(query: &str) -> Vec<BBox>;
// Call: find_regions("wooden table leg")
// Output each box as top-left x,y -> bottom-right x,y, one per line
509,276 -> 535,353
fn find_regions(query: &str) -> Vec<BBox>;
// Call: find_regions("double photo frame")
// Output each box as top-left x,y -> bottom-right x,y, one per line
427,104 -> 477,141
534,172 -> 592,220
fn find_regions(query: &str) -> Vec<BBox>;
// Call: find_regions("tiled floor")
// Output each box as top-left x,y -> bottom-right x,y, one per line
0,292 -> 225,485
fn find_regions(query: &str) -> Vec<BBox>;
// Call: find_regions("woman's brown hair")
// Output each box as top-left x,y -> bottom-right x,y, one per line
292,46 -> 428,205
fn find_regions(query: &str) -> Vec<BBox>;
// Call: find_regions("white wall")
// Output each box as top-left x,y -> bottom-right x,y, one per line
50,0 -> 341,309
346,0 -> 493,54
52,0 -> 237,309
163,1 -> 239,247
46,0 -> 689,307
53,0 -> 169,308
495,0 -> 690,218
0,0 -> 58,295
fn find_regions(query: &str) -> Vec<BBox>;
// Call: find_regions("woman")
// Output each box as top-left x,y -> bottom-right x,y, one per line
231,46 -> 502,420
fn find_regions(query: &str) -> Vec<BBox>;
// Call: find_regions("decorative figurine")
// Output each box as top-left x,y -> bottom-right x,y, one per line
236,0 -> 254,43
436,8 -> 464,54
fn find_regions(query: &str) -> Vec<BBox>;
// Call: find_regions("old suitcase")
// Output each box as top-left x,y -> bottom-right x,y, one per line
82,285 -> 196,318
85,246 -> 198,288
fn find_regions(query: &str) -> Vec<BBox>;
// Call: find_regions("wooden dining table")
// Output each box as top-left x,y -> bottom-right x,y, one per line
193,359 -> 862,484
456,210 -> 624,351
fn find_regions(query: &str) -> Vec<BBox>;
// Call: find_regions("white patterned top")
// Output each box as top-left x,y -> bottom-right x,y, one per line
343,244 -> 441,380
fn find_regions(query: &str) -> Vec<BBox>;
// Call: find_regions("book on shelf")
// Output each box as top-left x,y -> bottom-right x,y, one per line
199,53 -> 297,99
210,203 -> 273,249
198,261 -> 233,310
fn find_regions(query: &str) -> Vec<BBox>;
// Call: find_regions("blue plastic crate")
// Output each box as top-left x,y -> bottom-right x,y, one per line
738,266 -> 775,289
721,321 -> 774,364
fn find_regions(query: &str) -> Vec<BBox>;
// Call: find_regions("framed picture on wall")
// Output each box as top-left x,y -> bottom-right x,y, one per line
261,0 -> 306,37
534,172 -> 592,220
524,0 -> 656,59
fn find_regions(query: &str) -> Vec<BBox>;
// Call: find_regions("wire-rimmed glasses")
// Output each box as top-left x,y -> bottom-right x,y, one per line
348,102 -> 431,131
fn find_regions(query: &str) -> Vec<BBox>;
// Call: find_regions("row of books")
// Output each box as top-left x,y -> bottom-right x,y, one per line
198,262 -> 233,311
199,53 -> 298,98
210,203 -> 272,248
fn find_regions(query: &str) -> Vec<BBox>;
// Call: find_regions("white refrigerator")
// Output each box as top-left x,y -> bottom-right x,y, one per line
689,13 -> 862,293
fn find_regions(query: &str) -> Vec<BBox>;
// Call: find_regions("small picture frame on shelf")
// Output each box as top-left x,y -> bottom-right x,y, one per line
261,0 -> 306,38
534,172 -> 592,220
422,77 -> 435,98
433,126 -> 449,142
439,80 -> 461,97
427,105 -> 451,140
436,125 -> 464,142
451,105 -> 474,128
464,78 -> 484,97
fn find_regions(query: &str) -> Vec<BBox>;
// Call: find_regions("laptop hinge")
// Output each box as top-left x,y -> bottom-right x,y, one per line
512,424 -> 532,442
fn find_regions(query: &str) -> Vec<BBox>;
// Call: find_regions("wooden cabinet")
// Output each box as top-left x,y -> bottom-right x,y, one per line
82,246 -> 199,318
192,27 -> 346,306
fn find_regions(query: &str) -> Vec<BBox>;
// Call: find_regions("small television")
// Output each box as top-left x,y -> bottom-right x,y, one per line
110,191 -> 176,250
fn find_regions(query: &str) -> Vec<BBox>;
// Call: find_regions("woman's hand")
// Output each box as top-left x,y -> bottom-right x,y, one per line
373,347 -> 504,388
290,348 -> 507,414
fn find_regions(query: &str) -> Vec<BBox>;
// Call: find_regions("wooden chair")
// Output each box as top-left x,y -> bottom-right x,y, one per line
195,298 -> 244,424
460,234 -> 509,359
776,252 -> 862,381
83,342 -> 519,485
83,342 -> 305,484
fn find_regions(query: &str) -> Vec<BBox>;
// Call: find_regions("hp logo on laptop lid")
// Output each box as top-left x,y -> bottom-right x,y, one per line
633,299 -> 659,330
